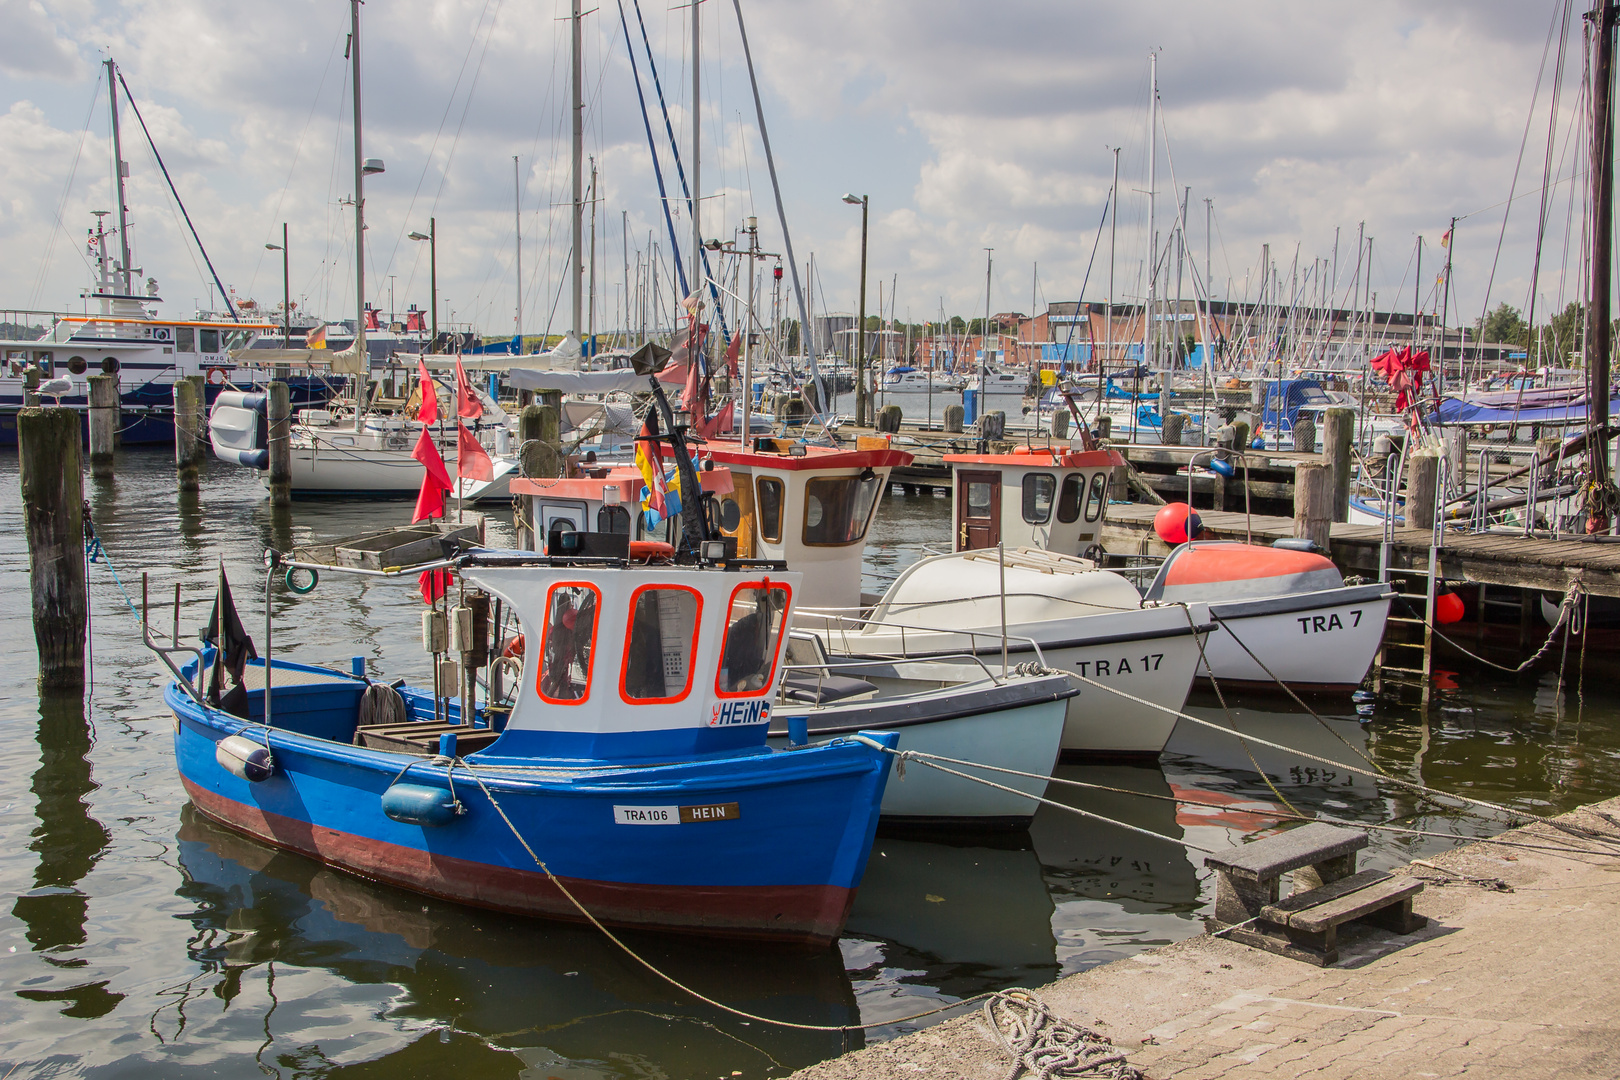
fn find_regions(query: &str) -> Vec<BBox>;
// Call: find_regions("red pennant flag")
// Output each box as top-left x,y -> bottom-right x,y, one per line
457,423 -> 494,483
724,331 -> 741,378
418,568 -> 454,604
417,358 -> 439,425
454,356 -> 482,419
411,428 -> 453,522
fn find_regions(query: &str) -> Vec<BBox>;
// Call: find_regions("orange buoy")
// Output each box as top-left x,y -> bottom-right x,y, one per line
1434,592 -> 1465,625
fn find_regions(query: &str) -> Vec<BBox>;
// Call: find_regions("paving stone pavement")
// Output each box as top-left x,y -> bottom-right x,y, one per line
790,799 -> 1620,1080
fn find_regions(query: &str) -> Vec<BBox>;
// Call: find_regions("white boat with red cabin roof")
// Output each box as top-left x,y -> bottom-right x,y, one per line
939,446 -> 1394,691
707,439 -> 1211,760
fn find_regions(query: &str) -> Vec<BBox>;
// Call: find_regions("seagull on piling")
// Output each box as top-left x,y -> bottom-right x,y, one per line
38,377 -> 74,406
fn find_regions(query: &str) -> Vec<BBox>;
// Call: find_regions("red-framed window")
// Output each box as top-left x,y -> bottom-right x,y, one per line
535,582 -> 602,705
619,584 -> 704,704
714,579 -> 792,698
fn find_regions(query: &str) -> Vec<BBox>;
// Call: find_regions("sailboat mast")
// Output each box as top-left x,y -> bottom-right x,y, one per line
105,58 -> 133,294
1144,52 -> 1157,377
1588,0 -> 1616,522
514,155 -> 523,350
348,0 -> 368,429
691,0 -> 702,311
1107,146 -> 1117,376
571,0 -> 584,345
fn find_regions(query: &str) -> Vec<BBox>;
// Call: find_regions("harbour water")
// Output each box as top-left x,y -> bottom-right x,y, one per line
3,452 -> 1620,1077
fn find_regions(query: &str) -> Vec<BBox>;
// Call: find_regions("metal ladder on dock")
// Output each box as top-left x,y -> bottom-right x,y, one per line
1374,446 -> 1444,706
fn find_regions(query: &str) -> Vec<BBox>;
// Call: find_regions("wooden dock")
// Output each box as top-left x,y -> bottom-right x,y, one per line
1101,504 -> 1620,597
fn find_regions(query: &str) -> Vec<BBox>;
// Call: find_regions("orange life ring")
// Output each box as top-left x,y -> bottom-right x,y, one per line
629,540 -> 675,563
206,367 -> 227,386
502,634 -> 525,658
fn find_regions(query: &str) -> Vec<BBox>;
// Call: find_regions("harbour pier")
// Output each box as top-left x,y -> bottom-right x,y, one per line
788,796 -> 1620,1080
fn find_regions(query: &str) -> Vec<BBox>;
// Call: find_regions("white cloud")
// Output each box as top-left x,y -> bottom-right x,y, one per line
0,0 -> 1589,336
0,0 -> 82,81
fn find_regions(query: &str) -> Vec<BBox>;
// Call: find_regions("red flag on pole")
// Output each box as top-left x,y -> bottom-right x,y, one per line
418,567 -> 454,604
417,358 -> 439,425
457,422 -> 494,483
454,356 -> 482,419
411,428 -> 453,523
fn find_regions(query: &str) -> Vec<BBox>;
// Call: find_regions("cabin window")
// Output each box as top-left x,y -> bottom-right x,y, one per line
756,478 -> 785,542
1057,474 -> 1083,523
803,473 -> 882,546
200,328 -> 220,353
1022,473 -> 1056,524
536,582 -> 601,705
1083,473 -> 1107,522
175,327 -> 195,352
620,586 -> 702,703
966,481 -> 994,516
717,582 -> 791,696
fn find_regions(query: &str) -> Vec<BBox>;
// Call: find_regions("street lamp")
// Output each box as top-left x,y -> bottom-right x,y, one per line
264,223 -> 290,347
842,193 -> 869,427
409,217 -> 437,349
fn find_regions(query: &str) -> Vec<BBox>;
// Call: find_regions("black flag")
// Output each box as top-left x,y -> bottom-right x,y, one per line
202,564 -> 257,717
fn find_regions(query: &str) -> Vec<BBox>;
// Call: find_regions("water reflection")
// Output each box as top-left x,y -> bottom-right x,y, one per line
175,807 -> 860,1076
11,691 -> 120,1018
846,835 -> 1057,999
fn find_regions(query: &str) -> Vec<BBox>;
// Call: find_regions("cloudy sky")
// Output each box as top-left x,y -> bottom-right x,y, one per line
0,0 -> 1590,340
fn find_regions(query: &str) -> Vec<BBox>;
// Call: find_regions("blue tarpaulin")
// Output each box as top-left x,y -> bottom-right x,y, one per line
1432,390 -> 1620,426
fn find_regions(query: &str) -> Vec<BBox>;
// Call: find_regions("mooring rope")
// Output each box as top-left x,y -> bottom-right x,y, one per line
450,759 -> 999,1034
982,989 -> 1143,1080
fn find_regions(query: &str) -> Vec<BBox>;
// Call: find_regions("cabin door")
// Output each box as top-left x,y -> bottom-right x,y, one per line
956,470 -> 1001,551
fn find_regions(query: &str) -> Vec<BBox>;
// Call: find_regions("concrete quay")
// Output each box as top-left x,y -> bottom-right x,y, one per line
791,798 -> 1620,1080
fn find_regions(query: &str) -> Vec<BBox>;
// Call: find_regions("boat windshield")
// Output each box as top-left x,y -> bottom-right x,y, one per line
717,584 -> 790,695
537,583 -> 600,704
802,474 -> 882,547
621,586 -> 701,703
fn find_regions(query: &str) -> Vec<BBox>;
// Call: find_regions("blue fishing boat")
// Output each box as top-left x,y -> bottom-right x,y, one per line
150,347 -> 898,945
156,548 -> 896,945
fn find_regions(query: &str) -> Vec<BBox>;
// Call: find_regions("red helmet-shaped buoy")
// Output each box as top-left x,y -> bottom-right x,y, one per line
1154,502 -> 1202,545
1433,592 -> 1465,625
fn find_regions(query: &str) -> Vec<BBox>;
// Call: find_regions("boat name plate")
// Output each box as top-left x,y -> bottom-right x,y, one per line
612,802 -> 741,825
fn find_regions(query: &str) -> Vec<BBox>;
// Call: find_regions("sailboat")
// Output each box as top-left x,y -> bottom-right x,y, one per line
206,2 -> 513,500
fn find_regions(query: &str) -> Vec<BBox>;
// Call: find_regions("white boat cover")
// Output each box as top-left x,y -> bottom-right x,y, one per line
507,368 -> 647,394
871,550 -> 1144,630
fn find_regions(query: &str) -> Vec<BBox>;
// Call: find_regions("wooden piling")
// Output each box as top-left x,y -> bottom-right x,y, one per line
1406,449 -> 1440,531
87,374 -> 118,478
1293,461 -> 1332,553
268,380 -> 291,506
1323,407 -> 1355,523
1050,409 -> 1070,441
23,367 -> 41,407
174,379 -> 202,491
1096,414 -> 1112,441
1161,413 -> 1185,447
18,408 -> 86,690
186,374 -> 207,450
517,396 -> 564,480
943,404 -> 965,434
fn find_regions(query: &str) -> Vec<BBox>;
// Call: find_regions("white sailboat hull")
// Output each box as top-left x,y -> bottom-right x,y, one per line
258,443 -> 513,501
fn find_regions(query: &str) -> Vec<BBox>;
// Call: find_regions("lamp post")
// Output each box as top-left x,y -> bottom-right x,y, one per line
842,193 -> 869,426
409,218 -> 437,350
264,224 -> 290,347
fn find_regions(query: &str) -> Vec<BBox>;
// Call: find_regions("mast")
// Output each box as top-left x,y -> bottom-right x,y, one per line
571,0 -> 584,347
514,155 -> 523,351
1107,146 -> 1118,377
105,58 -> 133,296
588,157 -> 598,356
1588,0 -> 1616,526
1144,52 -> 1158,381
348,0 -> 368,430
691,0 -> 702,313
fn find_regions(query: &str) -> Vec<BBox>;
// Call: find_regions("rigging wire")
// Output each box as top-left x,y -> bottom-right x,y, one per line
30,67 -> 104,309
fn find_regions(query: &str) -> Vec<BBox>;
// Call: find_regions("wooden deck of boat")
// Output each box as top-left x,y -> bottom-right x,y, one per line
1102,503 -> 1620,597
